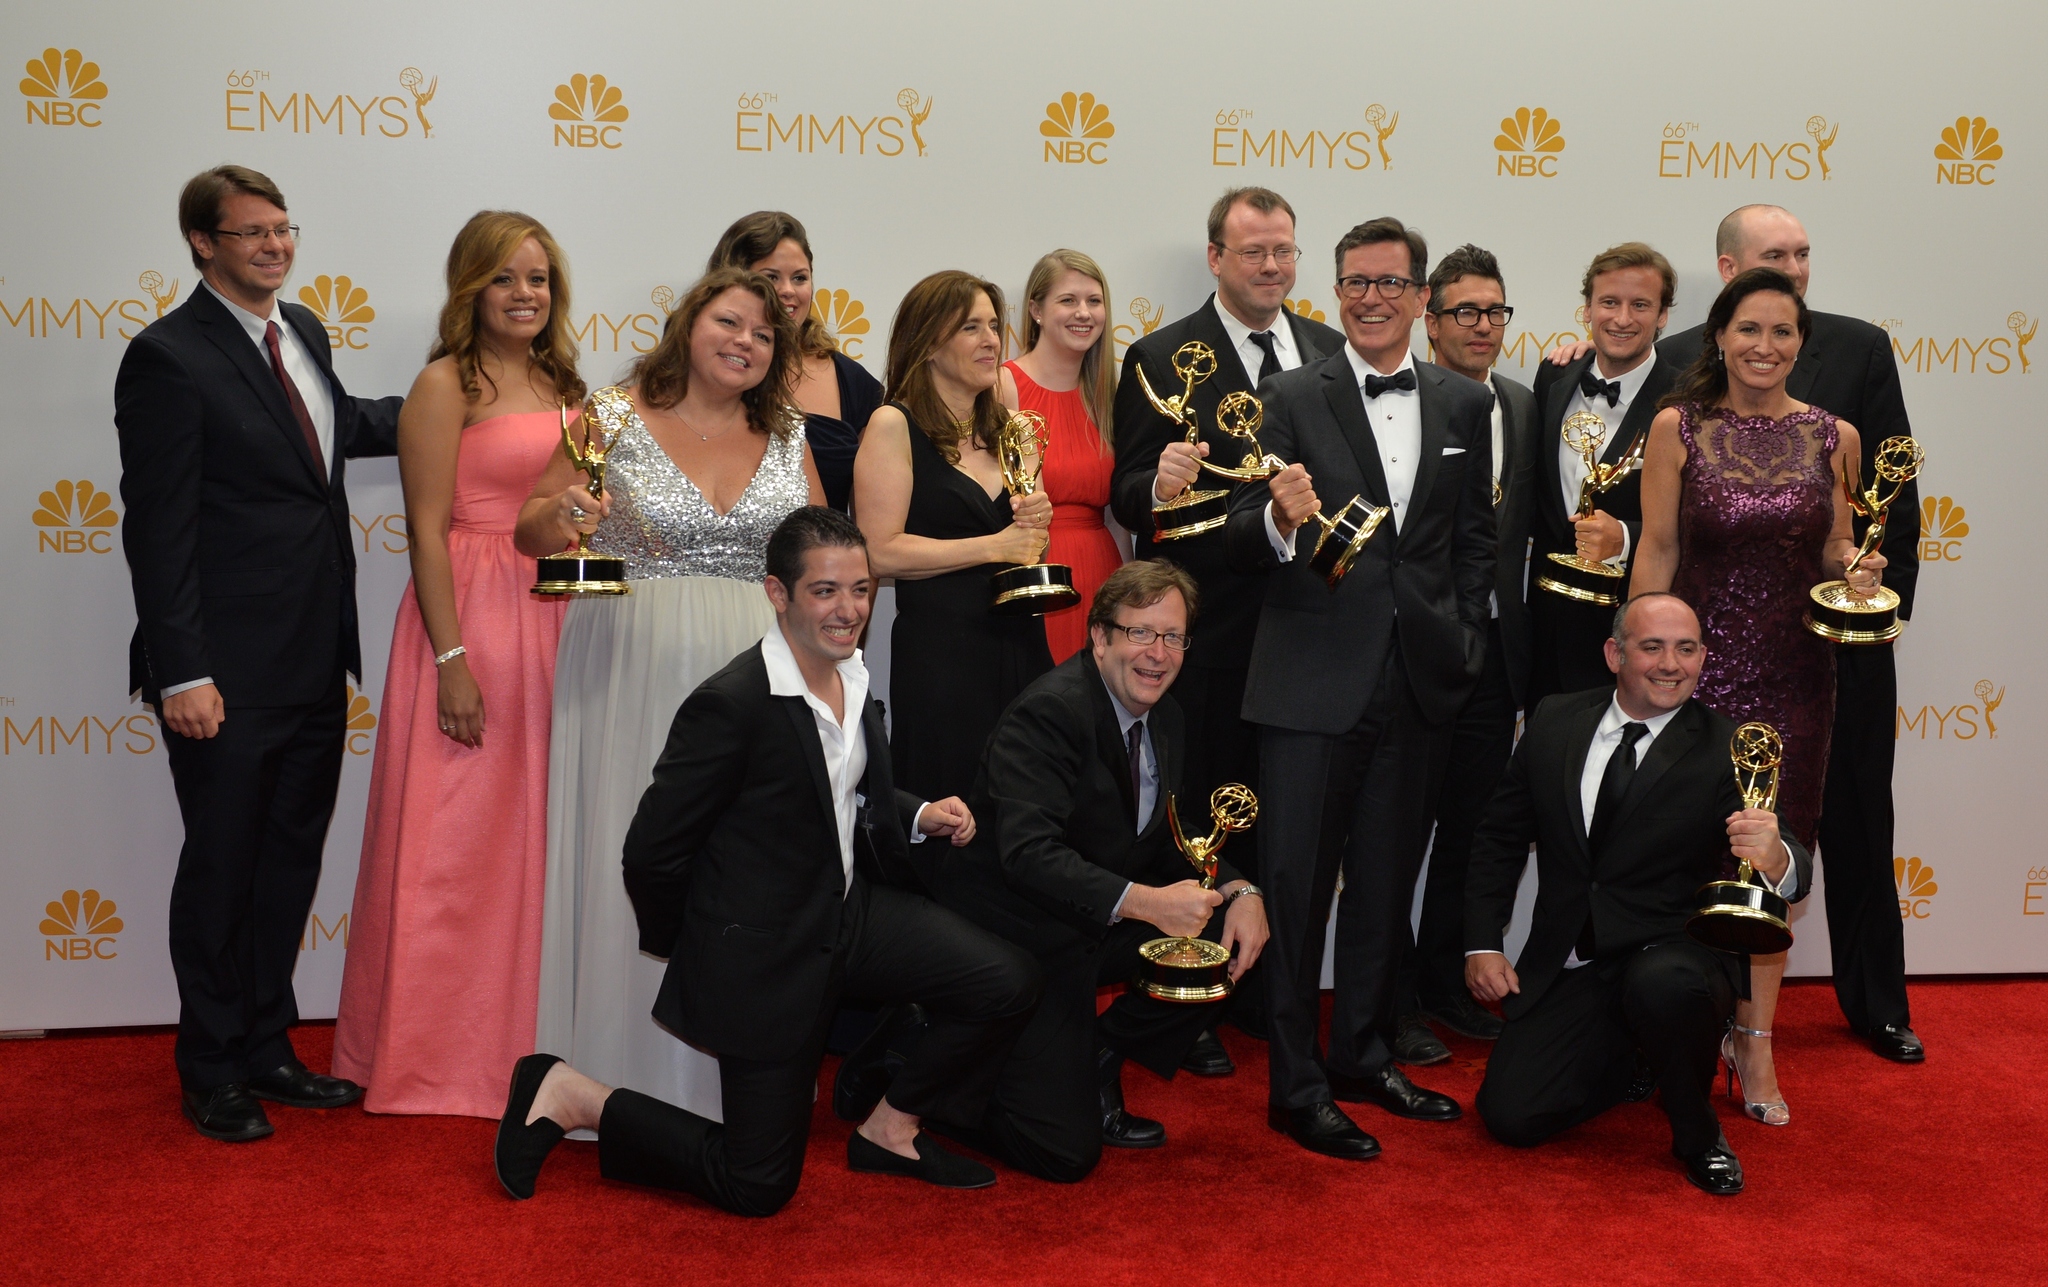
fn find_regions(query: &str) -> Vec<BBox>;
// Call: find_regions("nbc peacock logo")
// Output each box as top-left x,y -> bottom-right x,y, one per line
1284,298 -> 1326,324
33,479 -> 119,553
1935,115 -> 2001,185
1920,496 -> 1969,563
1494,107 -> 1564,177
20,47 -> 105,127
345,684 -> 377,755
42,888 -> 123,961
551,73 -> 628,149
298,275 -> 374,350
1041,92 -> 1113,165
1895,856 -> 1938,920
810,288 -> 871,359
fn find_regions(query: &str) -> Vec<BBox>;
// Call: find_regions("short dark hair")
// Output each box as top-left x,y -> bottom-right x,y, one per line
1580,241 -> 1676,309
178,165 -> 287,271
1334,216 -> 1427,284
765,506 -> 868,592
1087,559 -> 1200,636
1426,244 -> 1505,306
1207,187 -> 1296,246
1611,590 -> 1695,645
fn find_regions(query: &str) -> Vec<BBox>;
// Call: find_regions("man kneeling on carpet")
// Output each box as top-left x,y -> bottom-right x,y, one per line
495,507 -> 1040,1215
906,559 -> 1269,1181
1462,592 -> 1809,1195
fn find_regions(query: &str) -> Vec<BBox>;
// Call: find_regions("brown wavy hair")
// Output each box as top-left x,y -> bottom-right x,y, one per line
1660,268 -> 1811,413
884,270 -> 1008,464
627,267 -> 800,437
428,211 -> 586,407
1020,249 -> 1116,449
706,210 -> 835,361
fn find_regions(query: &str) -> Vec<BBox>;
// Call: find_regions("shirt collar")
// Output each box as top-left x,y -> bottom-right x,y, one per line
1345,344 -> 1417,391
1100,676 -> 1147,737
201,277 -> 280,346
1212,294 -> 1292,358
761,625 -> 869,716
1599,692 -> 1682,742
1590,349 -> 1658,403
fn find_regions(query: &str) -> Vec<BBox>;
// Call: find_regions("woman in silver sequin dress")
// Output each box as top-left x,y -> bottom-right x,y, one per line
516,268 -> 824,1125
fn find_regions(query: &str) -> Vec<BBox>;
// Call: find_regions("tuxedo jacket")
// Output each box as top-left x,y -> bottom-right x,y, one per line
114,285 -> 403,706
1221,351 -> 1497,733
1529,350 -> 1677,579
1490,370 -> 1542,707
1464,689 -> 1812,1020
621,643 -> 929,1063
1109,296 -> 1345,670
1660,310 -> 1919,618
939,651 -> 1243,958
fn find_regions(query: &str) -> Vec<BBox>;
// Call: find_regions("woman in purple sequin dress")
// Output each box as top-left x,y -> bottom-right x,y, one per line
1631,269 -> 1886,1127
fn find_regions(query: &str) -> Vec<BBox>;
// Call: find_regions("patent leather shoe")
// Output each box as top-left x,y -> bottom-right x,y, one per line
247,1059 -> 363,1109
495,1054 -> 566,1200
1867,1024 -> 1926,1064
1328,1064 -> 1463,1121
1675,1136 -> 1744,1195
834,1003 -> 927,1121
181,1083 -> 273,1142
1100,1066 -> 1166,1149
1179,1028 -> 1234,1077
1421,991 -> 1505,1041
1392,1012 -> 1451,1066
1267,1101 -> 1380,1161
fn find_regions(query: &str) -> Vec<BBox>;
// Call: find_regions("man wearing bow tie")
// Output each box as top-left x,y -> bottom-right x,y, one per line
1526,243 -> 1679,705
1224,217 -> 1496,1161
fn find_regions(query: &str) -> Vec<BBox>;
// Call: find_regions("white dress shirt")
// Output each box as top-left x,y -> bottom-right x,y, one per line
1486,380 -> 1505,620
1265,346 -> 1425,559
1213,295 -> 1302,381
1103,683 -> 1161,924
1557,351 -> 1656,565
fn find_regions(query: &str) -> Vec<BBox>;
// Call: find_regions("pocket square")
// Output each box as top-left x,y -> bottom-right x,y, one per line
1442,446 -> 1466,455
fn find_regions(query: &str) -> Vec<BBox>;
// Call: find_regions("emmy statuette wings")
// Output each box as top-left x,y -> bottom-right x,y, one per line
987,409 -> 1081,616
532,388 -> 632,597
1535,409 -> 1647,607
1805,435 -> 1923,644
1136,784 -> 1259,1003
1138,340 -> 1233,541
1686,722 -> 1794,954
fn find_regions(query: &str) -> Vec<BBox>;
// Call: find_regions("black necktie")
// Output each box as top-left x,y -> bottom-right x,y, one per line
1247,330 -> 1281,383
1578,369 -> 1622,407
1126,720 -> 1146,827
1364,368 -> 1417,399
1589,721 -> 1649,851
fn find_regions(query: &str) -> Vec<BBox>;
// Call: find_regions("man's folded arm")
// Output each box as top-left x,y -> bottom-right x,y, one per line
622,685 -> 748,955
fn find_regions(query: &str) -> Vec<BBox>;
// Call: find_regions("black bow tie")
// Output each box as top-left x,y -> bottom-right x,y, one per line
1364,369 -> 1417,398
1579,370 -> 1622,407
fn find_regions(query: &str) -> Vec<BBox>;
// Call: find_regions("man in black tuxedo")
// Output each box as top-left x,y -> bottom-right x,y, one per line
1109,187 -> 1344,1054
1527,244 -> 1679,706
1394,244 -> 1542,1058
1223,217 -> 1496,1160
930,560 -> 1269,1181
1657,204 -> 1924,1064
115,166 -> 404,1141
1466,591 -> 1810,1194
495,509 -> 1038,1215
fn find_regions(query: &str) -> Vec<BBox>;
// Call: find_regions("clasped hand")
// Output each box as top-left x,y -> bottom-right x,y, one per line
1726,807 -> 1789,883
1574,511 -> 1625,563
1152,440 -> 1210,502
1267,463 -> 1320,536
557,484 -> 609,546
1844,550 -> 1887,601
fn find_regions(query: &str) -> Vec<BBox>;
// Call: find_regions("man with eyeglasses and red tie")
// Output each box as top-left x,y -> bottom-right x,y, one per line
115,165 -> 403,1142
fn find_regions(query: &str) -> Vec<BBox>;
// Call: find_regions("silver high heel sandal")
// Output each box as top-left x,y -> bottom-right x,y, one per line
1721,1022 -> 1790,1126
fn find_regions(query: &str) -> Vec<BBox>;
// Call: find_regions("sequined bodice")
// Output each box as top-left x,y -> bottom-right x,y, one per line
588,411 -> 810,581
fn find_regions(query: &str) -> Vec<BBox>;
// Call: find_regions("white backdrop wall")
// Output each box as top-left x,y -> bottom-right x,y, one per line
3,0 -> 2041,1029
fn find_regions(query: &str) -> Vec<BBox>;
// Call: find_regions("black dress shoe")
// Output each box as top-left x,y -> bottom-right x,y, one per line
495,1054 -> 566,1200
1328,1064 -> 1463,1121
1179,1028 -> 1235,1078
247,1060 -> 364,1109
1268,1101 -> 1380,1161
182,1083 -> 273,1142
1622,1054 -> 1656,1104
1392,1013 -> 1451,1066
1675,1136 -> 1744,1195
847,1130 -> 996,1189
1867,1024 -> 1926,1064
1421,992 -> 1505,1041
1099,1056 -> 1166,1149
833,1003 -> 927,1122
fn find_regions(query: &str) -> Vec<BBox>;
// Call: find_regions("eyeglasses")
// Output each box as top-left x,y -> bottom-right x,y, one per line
1108,623 -> 1191,651
1431,304 -> 1515,327
1216,244 -> 1301,267
1337,274 -> 1419,301
211,224 -> 300,247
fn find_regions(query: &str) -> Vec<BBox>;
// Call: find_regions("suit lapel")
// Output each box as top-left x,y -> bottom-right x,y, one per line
1562,695 -> 1607,860
1404,363 -> 1450,546
781,698 -> 839,837
1490,374 -> 1521,510
1610,701 -> 1703,835
1082,655 -> 1141,825
1539,352 -> 1596,532
1600,357 -> 1668,467
1189,296 -> 1255,391
280,304 -> 340,483
1284,309 -> 1334,363
1786,345 -> 1823,403
1318,353 -> 1393,509
189,288 -> 327,487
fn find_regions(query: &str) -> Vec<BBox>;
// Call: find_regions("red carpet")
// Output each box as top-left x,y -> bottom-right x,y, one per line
4,979 -> 2044,1286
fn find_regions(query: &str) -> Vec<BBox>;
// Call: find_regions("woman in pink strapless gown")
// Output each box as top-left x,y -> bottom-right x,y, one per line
334,213 -> 586,1117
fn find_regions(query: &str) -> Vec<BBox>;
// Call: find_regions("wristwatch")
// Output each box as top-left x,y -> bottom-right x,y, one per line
1224,883 -> 1264,905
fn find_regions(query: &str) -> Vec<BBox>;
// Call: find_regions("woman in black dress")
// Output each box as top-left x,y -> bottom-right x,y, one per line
853,270 -> 1053,803
708,211 -> 882,511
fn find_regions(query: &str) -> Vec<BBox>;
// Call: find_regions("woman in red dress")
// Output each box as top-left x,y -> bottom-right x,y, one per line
998,250 -> 1128,662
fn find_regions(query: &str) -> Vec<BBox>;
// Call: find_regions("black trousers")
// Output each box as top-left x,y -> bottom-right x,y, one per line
1259,646 -> 1447,1109
1817,645 -> 1911,1031
1173,659 -> 1267,1032
1526,580 -> 1613,708
1477,940 -> 1737,1157
1406,618 -> 1519,1009
161,674 -> 345,1091
594,878 -> 1038,1217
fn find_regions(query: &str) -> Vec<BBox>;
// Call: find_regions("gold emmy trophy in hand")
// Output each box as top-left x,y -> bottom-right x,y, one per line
1687,722 -> 1793,954
1535,410 -> 1648,606
987,410 -> 1080,615
532,388 -> 631,597
1137,784 -> 1259,1002
1137,340 -> 1233,541
1805,435 -> 1924,644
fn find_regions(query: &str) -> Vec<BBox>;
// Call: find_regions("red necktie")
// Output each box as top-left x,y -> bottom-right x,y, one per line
264,320 -> 326,477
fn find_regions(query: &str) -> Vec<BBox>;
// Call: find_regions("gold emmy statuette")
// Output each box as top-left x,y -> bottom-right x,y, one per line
532,388 -> 632,597
988,410 -> 1081,616
1137,341 -> 1233,541
1301,490 -> 1392,590
1686,722 -> 1794,954
1137,784 -> 1259,1002
1535,410 -> 1648,606
1805,436 -> 1924,644
1201,391 -> 1289,482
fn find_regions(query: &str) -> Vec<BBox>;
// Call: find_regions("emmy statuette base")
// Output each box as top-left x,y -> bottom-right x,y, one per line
533,551 -> 631,597
1536,552 -> 1628,607
1135,936 -> 1234,1003
1687,879 -> 1793,955
1804,581 -> 1903,644
1152,488 -> 1231,542
1307,496 -> 1390,589
989,562 -> 1081,616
